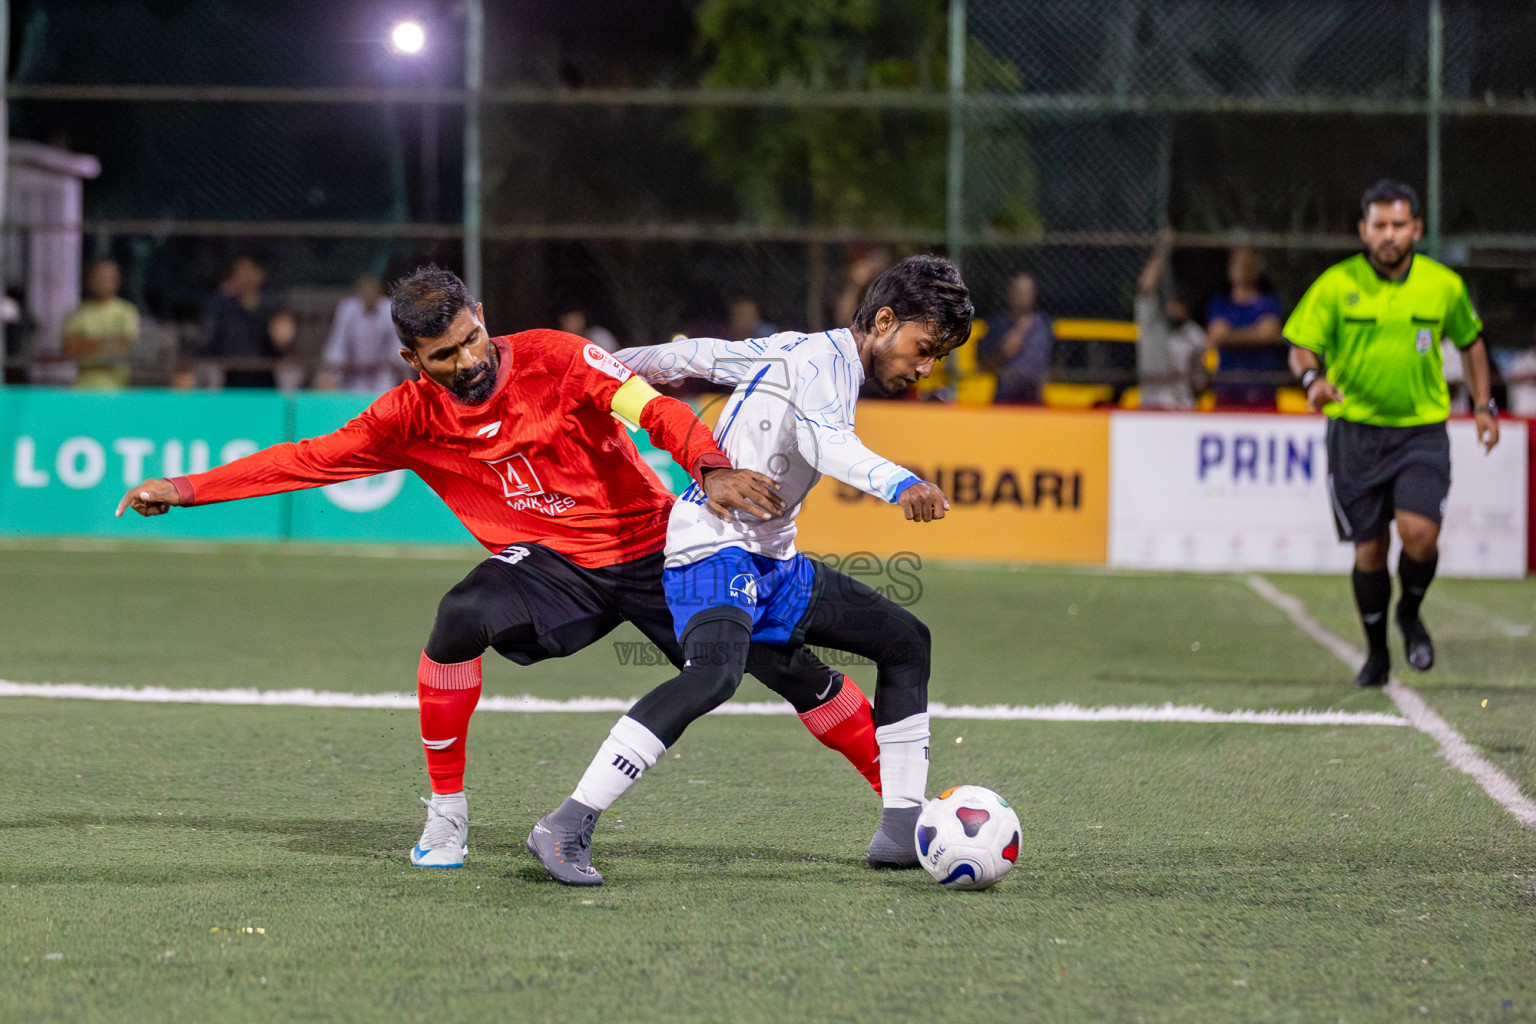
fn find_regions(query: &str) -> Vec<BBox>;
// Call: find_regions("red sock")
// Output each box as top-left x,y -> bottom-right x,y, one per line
417,651 -> 482,795
798,676 -> 881,794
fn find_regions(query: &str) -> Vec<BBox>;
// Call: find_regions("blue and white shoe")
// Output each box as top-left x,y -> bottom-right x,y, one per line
410,794 -> 468,868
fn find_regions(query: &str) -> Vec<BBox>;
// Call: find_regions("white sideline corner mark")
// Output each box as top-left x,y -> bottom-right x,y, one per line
0,680 -> 1407,727
1246,574 -> 1536,830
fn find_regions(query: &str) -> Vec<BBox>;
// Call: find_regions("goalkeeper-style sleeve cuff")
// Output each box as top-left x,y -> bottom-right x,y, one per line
692,453 -> 732,483
170,476 -> 197,506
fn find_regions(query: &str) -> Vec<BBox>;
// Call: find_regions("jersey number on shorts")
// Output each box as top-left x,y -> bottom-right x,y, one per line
494,545 -> 532,566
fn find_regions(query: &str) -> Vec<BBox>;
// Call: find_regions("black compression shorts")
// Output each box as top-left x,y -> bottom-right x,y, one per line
1324,419 -> 1450,544
422,542 -> 839,707
425,543 -> 682,666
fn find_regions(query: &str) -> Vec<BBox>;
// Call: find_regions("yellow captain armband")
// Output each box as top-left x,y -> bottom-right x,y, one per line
610,375 -> 662,430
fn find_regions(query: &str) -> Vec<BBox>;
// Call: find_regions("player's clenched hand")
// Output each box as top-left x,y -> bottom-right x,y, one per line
116,478 -> 181,518
898,481 -> 949,523
1306,378 -> 1345,412
702,468 -> 785,521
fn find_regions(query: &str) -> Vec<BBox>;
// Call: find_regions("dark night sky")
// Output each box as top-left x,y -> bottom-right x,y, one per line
9,0 -> 704,89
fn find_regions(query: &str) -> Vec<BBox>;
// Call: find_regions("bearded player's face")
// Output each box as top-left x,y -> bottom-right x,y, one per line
1359,199 -> 1423,275
403,305 -> 499,404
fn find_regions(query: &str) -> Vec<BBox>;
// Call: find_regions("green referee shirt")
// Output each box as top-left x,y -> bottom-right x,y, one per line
1283,253 -> 1482,426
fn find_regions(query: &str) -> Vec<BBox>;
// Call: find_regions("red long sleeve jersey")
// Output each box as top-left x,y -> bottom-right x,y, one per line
171,330 -> 728,567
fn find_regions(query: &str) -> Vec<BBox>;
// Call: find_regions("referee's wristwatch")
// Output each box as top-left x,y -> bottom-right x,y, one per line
1300,368 -> 1321,393
1480,397 -> 1498,418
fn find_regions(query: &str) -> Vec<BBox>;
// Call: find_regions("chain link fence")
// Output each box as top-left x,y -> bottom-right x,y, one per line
6,0 -> 1536,398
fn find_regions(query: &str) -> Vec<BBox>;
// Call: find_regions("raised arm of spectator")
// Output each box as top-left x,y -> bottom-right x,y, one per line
1137,228 -> 1173,297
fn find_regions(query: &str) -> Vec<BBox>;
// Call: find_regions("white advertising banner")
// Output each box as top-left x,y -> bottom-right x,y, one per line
1108,412 -> 1528,578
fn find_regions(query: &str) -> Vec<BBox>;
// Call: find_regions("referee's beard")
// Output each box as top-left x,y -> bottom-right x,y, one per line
1367,239 -> 1413,277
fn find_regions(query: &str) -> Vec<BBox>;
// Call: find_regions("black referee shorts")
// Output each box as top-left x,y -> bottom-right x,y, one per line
1324,419 -> 1451,544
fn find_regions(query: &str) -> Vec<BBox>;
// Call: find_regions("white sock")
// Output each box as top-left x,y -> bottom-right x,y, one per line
571,716 -> 667,812
875,713 -> 930,809
430,790 -> 467,817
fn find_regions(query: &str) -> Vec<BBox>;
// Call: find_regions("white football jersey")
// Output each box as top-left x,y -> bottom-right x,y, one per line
615,329 -> 918,565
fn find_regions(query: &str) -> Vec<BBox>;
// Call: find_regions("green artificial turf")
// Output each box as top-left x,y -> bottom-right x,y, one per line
1267,572 -> 1536,799
1,541 -> 1533,1022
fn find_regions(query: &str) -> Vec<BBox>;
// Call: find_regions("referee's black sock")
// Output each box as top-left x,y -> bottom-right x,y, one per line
1397,552 -> 1438,623
1351,567 -> 1392,656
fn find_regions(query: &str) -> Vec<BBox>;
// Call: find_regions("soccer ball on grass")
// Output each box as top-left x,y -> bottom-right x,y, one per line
915,785 -> 1021,891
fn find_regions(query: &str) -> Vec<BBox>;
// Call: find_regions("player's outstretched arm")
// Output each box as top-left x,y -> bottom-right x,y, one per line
112,410 -> 405,519
614,336 -> 768,388
116,478 -> 182,518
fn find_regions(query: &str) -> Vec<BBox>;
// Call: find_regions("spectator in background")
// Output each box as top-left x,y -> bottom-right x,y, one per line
727,296 -> 778,339
266,309 -> 305,392
832,245 -> 895,328
979,271 -> 1053,404
1134,233 -> 1207,410
317,273 -> 409,393
63,258 -> 139,389
557,304 -> 620,353
196,255 -> 278,388
1207,246 -> 1285,406
0,294 -> 24,385
1502,320 -> 1536,417
912,319 -> 995,405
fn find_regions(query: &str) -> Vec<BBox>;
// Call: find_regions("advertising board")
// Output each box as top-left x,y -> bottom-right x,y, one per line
795,404 -> 1110,563
1,389 -> 689,547
1107,412 -> 1528,578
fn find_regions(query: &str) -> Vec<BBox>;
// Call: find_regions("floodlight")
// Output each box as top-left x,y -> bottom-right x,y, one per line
391,20 -> 426,55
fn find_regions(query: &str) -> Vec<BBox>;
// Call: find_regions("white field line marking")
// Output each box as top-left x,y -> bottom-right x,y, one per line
1435,595 -> 1532,638
0,680 -> 1407,726
1245,574 -> 1536,829
0,536 -> 481,561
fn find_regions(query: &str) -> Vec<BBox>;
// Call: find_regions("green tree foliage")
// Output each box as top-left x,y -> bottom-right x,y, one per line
687,0 -> 1036,234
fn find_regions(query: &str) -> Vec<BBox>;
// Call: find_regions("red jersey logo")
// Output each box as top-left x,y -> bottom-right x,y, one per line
487,452 -> 577,515
584,344 -> 633,383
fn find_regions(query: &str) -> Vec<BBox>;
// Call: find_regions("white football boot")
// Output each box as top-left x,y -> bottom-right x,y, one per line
410,793 -> 468,868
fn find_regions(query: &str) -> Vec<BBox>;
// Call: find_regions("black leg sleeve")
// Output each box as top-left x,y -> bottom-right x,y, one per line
797,564 -> 930,728
745,644 -> 845,714
624,615 -> 753,748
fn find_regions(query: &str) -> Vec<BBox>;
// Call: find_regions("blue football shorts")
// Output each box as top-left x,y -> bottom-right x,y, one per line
662,547 -> 817,645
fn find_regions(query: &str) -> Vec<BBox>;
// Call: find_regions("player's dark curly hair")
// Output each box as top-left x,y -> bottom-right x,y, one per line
1361,178 -> 1420,218
390,265 -> 476,348
852,254 -> 974,355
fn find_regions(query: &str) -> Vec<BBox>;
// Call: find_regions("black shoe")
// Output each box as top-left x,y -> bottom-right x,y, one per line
1352,650 -> 1390,688
1397,613 -> 1435,672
